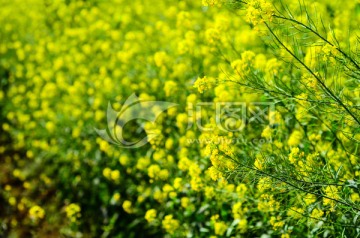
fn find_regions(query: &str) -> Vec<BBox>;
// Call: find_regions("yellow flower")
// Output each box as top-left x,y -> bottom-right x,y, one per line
45,121 -> 55,133
287,207 -> 303,219
190,176 -> 202,191
102,167 -> 112,179
159,169 -> 169,180
8,197 -> 16,206
204,186 -> 216,199
202,0 -> 223,7
136,157 -> 150,171
154,51 -> 169,67
304,194 -> 317,205
270,216 -> 284,230
246,0 -> 274,26
181,197 -> 190,208
257,194 -> 280,212
207,166 -> 223,181
110,170 -> 120,181
165,138 -> 174,150
176,113 -> 189,131
288,130 -> 303,147
351,193 -> 360,203
231,51 -> 256,78
238,219 -> 247,233
236,184 -> 248,197
257,177 -> 271,192
119,155 -> 129,166
113,193 -> 121,202
29,205 -> 45,220
145,209 -> 157,223
162,215 -> 180,234
122,200 -> 133,214
205,28 -> 220,45
214,221 -> 227,236
232,202 -> 243,219
65,203 -> 81,223
261,126 -> 272,139
189,163 -> 201,177
323,185 -> 340,211
148,164 -> 161,179
173,177 -> 183,190
288,147 -> 302,164
164,80 -> 178,97
311,208 -> 324,219
162,184 -> 174,194
254,158 -> 263,170
193,76 -> 216,93
211,214 -> 220,222
322,43 -> 338,58
153,190 -> 165,203
302,75 -> 317,90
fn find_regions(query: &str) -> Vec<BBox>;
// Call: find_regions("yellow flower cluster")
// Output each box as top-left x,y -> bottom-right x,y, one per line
258,194 -> 280,213
145,209 -> 157,223
245,0 -> 274,26
122,200 -> 133,214
103,168 -> 121,182
202,0 -> 224,7
231,51 -> 256,78
214,221 -> 228,235
29,205 -> 45,221
194,76 -> 217,93
288,147 -> 303,164
1,0 -> 360,236
65,203 -> 81,223
323,186 -> 340,211
162,215 -> 180,234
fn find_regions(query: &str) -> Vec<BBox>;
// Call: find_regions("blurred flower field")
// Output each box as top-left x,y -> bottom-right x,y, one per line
1,0 -> 360,237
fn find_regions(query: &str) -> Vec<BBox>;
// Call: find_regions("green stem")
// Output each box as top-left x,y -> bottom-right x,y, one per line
273,14 -> 360,72
265,22 -> 360,126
